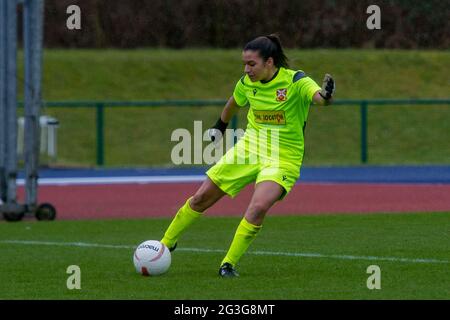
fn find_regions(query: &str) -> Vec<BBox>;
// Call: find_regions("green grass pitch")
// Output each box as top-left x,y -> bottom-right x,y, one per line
0,212 -> 448,299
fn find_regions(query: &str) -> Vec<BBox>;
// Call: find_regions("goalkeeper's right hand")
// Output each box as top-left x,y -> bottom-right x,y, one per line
208,118 -> 228,145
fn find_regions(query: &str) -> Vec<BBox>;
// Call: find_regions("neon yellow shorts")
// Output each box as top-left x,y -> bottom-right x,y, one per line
206,150 -> 301,200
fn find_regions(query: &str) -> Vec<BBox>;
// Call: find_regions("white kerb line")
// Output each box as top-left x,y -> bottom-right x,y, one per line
15,175 -> 206,186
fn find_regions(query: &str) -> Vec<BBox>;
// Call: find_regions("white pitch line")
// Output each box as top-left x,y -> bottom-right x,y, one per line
0,240 -> 448,265
0,240 -> 134,249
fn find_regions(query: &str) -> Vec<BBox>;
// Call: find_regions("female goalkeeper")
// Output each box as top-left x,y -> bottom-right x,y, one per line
161,34 -> 335,277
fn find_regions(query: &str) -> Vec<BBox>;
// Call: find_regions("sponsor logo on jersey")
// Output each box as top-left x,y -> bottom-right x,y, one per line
253,110 -> 286,125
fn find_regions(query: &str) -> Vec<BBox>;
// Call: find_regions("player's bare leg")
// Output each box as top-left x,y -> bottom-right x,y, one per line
244,181 -> 284,225
161,177 -> 225,251
190,177 -> 226,212
219,181 -> 283,277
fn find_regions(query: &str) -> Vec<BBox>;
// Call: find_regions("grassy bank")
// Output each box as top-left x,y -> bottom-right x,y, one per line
17,49 -> 450,167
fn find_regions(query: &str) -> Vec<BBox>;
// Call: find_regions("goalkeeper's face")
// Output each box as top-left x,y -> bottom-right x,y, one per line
242,50 -> 275,82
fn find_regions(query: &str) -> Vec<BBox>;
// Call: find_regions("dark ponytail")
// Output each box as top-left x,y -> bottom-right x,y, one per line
244,34 -> 289,68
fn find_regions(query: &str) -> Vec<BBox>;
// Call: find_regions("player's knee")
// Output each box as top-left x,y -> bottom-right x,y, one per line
248,202 -> 270,216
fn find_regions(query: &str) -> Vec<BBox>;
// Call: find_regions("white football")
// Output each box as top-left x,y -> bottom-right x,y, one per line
133,240 -> 171,276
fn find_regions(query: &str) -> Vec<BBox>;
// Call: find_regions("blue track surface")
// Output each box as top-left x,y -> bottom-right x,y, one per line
17,166 -> 450,184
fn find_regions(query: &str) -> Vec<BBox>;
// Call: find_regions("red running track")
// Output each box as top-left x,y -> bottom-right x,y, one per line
16,182 -> 450,220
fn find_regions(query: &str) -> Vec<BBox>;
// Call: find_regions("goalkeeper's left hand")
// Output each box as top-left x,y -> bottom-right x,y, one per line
319,74 -> 335,100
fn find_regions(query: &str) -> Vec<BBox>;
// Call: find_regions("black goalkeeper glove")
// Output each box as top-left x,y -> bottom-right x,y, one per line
319,73 -> 335,100
208,118 -> 228,145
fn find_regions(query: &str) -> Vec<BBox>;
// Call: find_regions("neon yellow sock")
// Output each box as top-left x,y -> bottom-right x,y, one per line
221,218 -> 262,267
160,197 -> 202,248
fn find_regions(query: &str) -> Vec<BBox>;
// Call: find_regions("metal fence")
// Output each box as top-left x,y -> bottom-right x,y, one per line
19,98 -> 450,166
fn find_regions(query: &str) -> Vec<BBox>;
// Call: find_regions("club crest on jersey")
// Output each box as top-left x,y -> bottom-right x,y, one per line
276,88 -> 287,102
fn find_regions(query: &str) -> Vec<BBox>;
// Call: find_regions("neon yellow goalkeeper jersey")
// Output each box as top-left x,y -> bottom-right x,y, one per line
233,67 -> 321,164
